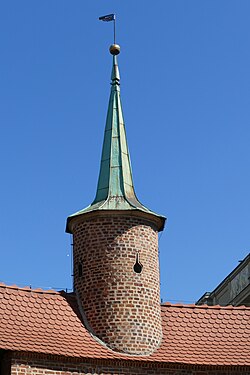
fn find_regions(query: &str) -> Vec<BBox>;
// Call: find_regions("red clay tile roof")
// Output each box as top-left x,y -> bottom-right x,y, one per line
0,283 -> 249,366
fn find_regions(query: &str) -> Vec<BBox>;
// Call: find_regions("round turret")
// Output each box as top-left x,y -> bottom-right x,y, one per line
72,212 -> 162,355
68,45 -> 165,355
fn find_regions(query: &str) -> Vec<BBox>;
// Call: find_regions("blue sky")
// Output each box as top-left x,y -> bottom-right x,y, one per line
0,1 -> 249,303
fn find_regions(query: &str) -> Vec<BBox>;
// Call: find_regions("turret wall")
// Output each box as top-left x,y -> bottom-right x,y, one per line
73,215 -> 162,355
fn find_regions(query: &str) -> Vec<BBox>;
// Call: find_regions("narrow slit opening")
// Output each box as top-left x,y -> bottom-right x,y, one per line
78,263 -> 83,277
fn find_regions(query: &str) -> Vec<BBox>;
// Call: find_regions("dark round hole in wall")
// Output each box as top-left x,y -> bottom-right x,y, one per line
133,253 -> 143,274
133,262 -> 143,274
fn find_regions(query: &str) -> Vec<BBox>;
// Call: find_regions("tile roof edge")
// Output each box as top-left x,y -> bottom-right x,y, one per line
162,302 -> 250,310
11,351 -> 250,368
0,282 -> 60,295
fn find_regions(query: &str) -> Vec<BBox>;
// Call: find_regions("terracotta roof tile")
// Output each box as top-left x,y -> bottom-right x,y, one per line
0,284 -> 249,366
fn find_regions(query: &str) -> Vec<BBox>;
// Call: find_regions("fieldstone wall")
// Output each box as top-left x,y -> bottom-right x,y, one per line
73,215 -> 162,355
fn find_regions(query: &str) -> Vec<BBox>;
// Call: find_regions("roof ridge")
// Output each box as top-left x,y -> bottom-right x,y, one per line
0,282 -> 60,295
162,302 -> 250,310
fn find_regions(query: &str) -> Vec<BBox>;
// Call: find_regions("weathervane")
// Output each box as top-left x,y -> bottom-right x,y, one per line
99,13 -> 120,56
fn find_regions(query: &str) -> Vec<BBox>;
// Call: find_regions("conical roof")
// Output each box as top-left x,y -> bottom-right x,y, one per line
66,49 -> 165,233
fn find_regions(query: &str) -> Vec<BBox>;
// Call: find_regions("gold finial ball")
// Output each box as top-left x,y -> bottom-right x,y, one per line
109,44 -> 120,55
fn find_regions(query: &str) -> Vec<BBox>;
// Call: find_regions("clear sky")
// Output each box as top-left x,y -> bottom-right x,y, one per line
0,1 -> 250,303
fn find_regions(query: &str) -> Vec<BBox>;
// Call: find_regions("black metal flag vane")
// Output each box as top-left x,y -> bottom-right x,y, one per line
99,14 -> 116,44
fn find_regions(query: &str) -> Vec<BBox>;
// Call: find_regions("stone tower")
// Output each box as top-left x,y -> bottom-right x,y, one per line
66,45 -> 166,355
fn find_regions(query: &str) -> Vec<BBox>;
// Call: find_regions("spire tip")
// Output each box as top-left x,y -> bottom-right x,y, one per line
109,44 -> 120,55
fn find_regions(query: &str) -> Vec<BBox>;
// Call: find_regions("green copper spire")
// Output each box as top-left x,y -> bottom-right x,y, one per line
66,45 -> 165,233
93,54 -> 135,204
